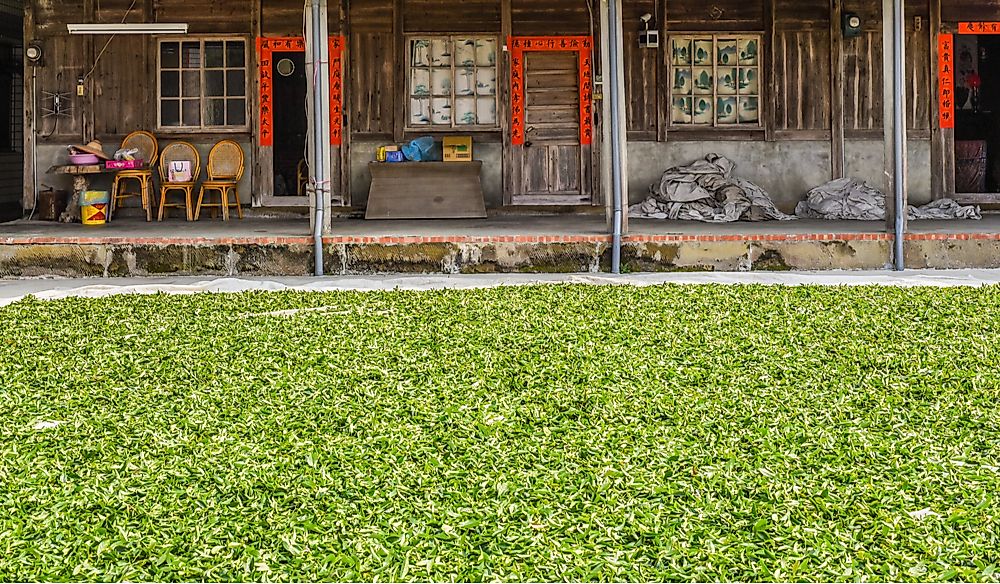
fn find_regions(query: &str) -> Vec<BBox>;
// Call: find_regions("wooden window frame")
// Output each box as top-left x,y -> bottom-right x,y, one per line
404,34 -> 500,132
156,37 -> 250,133
667,33 -> 764,131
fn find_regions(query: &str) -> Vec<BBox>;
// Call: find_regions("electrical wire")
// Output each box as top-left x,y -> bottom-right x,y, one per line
82,0 -> 139,82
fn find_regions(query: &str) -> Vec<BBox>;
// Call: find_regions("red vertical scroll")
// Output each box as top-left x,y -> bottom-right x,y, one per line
938,33 -> 954,130
329,36 -> 345,146
508,36 -> 595,146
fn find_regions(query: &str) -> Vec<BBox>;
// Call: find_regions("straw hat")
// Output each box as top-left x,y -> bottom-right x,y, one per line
72,139 -> 110,160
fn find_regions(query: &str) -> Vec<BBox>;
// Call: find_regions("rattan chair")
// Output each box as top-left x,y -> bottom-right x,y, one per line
157,142 -> 201,221
111,131 -> 158,222
196,140 -> 245,221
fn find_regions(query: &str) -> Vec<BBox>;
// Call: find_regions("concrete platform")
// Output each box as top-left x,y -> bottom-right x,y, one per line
2,215 -> 1000,277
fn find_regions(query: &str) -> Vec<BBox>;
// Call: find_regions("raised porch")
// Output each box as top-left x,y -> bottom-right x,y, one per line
4,215 -> 1000,277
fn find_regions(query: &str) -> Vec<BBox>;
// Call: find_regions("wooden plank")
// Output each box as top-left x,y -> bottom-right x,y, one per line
23,0 -> 35,210
154,0 -> 253,34
393,0 -> 404,142
665,0 -> 765,31
942,0 -> 1000,22
831,0 -> 846,177
501,0 -> 513,205
340,0 -> 352,205
252,0 -> 265,206
403,0 -> 501,33
512,0 -> 590,35
929,0 -> 946,198
365,161 -> 487,219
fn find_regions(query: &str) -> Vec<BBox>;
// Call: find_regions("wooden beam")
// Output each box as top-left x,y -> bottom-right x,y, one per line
340,0 -> 351,206
251,0 -> 263,207
22,0 -> 35,211
764,0 -> 776,142
929,0 -> 949,199
83,0 -> 96,143
392,0 -> 404,143
830,0 -> 845,178
501,0 -> 513,205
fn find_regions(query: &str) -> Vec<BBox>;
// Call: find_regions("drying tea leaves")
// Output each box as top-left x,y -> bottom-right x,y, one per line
1,285 -> 998,581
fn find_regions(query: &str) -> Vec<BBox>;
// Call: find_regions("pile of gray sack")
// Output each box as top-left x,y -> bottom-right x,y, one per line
630,154 -> 981,223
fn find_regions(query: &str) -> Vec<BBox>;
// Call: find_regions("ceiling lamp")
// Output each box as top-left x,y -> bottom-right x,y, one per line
67,23 -> 189,35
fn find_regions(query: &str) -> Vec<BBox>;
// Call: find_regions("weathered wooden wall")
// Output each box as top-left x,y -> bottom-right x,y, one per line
942,0 -> 1000,22
348,0 -> 394,137
622,0 -> 941,139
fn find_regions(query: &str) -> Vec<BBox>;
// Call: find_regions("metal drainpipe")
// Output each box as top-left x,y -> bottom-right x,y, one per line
892,0 -> 906,271
310,0 -> 326,276
608,0 -> 624,274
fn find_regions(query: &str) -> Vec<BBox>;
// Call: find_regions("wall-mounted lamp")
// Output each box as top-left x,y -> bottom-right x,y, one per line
842,12 -> 862,38
639,13 -> 659,49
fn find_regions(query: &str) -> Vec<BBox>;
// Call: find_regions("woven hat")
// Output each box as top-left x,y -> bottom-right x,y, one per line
72,139 -> 110,160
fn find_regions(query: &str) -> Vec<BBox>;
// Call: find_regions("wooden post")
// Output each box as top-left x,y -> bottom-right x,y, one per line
392,0 -> 404,143
501,0 -> 513,205
251,0 -> 263,207
830,0 -> 846,178
83,0 -> 96,144
22,0 -> 35,211
600,0 -> 613,226
339,0 -> 351,206
929,0 -> 949,199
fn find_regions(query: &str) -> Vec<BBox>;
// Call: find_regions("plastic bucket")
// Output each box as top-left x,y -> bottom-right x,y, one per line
80,191 -> 110,226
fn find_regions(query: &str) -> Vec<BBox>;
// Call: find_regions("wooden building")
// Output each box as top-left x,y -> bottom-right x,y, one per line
18,0 -> 1000,227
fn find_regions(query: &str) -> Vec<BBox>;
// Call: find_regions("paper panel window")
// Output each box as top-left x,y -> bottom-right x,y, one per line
159,38 -> 248,130
669,35 -> 762,127
408,36 -> 499,129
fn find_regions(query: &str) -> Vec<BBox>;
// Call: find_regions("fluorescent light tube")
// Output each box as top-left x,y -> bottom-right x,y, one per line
67,23 -> 189,35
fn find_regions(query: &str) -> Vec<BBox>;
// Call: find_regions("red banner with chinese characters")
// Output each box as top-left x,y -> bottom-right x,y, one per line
959,22 -> 1000,34
938,33 -> 954,129
509,36 -> 595,146
257,36 -> 346,147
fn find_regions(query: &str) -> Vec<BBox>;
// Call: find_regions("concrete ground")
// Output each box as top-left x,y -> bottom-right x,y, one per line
4,214 -> 999,240
3,270 -> 1000,307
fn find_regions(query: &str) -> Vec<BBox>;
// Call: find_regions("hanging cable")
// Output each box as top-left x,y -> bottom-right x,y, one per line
82,0 -> 139,82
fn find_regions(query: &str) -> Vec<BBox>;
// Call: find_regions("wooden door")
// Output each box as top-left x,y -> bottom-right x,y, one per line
513,51 -> 592,204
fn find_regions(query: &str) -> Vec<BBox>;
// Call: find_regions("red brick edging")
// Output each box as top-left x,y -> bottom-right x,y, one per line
3,232 -> 1000,246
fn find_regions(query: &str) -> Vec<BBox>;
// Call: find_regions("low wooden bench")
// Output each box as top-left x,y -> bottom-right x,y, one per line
366,161 -> 487,220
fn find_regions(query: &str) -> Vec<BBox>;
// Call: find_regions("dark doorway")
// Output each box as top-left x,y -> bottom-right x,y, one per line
954,34 -> 1000,194
0,0 -> 23,220
271,52 -> 307,197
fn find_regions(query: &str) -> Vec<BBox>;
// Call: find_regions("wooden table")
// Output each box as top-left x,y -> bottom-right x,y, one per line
366,161 -> 487,220
47,164 -> 120,223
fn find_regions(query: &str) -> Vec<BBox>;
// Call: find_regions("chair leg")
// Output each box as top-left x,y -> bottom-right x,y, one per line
195,187 -> 206,221
142,178 -> 152,222
158,188 -> 167,222
185,187 -> 193,222
221,187 -> 230,222
110,178 -> 119,221
233,187 -> 243,219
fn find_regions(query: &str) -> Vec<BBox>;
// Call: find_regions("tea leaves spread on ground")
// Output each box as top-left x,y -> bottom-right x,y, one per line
1,285 -> 999,581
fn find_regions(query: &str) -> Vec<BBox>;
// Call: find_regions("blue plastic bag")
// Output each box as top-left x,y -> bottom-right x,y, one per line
402,136 -> 435,161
